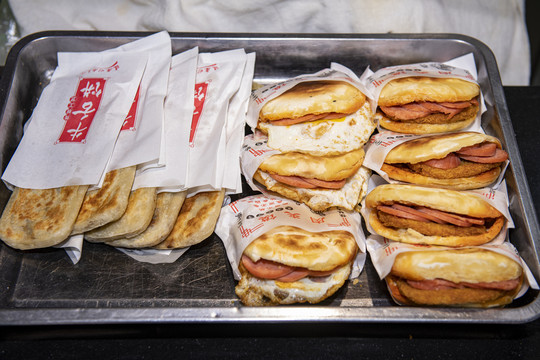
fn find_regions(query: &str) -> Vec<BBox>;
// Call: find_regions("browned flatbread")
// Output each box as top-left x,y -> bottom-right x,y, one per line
0,186 -> 89,250
84,187 -> 157,242
105,191 -> 186,249
155,190 -> 225,249
71,166 -> 136,235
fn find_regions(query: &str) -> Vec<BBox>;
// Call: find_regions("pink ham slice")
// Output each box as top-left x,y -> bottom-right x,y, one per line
456,142 -> 497,156
458,148 -> 508,163
377,203 -> 485,227
269,112 -> 346,126
269,173 -> 346,189
421,153 -> 461,169
406,277 -> 520,291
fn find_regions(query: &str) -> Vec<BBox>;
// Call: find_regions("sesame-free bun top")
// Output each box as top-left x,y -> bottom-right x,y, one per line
243,225 -> 358,272
391,248 -> 522,284
259,148 -> 365,181
365,184 -> 502,218
259,81 -> 366,122
384,132 -> 502,164
378,77 -> 480,107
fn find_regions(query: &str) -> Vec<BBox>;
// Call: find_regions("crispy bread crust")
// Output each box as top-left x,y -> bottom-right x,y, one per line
259,148 -> 365,181
378,77 -> 480,107
0,185 -> 89,250
155,190 -> 225,249
85,187 -> 157,242
260,81 -> 366,122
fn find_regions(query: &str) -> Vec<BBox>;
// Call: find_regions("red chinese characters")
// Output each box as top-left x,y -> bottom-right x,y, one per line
121,85 -> 140,131
190,81 -> 209,146
58,78 -> 106,143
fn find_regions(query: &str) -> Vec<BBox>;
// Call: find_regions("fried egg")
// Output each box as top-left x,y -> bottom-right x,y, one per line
258,101 -> 375,156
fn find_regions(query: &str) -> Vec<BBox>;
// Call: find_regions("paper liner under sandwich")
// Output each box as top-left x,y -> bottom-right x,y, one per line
366,235 -> 539,306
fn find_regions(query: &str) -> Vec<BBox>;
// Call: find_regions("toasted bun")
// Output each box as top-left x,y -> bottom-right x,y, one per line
235,261 -> 352,306
155,190 -> 225,249
71,166 -> 136,235
254,166 -> 370,211
243,225 -> 358,272
392,248 -> 523,284
259,148 -> 365,181
0,186 -> 89,250
366,184 -> 502,218
385,132 -> 502,164
378,77 -> 480,107
260,81 -> 366,122
85,187 -> 157,242
386,274 -> 523,307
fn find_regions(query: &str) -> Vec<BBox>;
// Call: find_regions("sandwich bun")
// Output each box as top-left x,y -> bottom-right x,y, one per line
386,248 -> 523,307
377,77 -> 480,134
381,132 -> 506,190
365,184 -> 505,246
259,81 -> 366,124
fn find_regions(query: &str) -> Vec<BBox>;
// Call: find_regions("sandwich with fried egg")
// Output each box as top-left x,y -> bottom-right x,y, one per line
235,225 -> 358,306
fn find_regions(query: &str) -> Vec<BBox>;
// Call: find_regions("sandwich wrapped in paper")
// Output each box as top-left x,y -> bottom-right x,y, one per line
364,131 -> 509,190
242,64 -> 375,211
364,54 -> 484,134
366,236 -> 539,307
360,179 -> 513,247
215,194 -> 366,306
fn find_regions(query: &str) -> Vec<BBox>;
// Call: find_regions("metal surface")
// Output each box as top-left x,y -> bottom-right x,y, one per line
0,32 -> 538,325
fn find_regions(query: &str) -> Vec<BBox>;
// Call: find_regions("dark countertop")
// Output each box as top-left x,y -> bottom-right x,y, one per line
0,86 -> 539,359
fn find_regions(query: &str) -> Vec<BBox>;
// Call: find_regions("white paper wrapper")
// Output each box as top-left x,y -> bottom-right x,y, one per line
185,49 -> 247,191
246,63 -> 373,130
360,175 -> 515,246
363,130 -> 509,189
116,248 -> 189,264
366,236 -> 539,300
54,234 -> 84,264
99,31 -> 172,170
133,47 -> 199,191
222,52 -> 256,194
362,53 -> 485,133
214,194 -> 366,281
2,50 -> 147,189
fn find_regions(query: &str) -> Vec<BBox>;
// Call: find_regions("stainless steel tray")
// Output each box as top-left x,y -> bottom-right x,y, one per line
0,32 -> 538,325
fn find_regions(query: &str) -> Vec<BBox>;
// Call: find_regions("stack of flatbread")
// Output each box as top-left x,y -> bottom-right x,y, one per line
0,164 -> 226,250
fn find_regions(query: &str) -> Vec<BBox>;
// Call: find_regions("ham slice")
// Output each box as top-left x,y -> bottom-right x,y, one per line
377,203 -> 485,227
421,153 -> 461,169
241,255 -> 339,282
269,112 -> 346,126
459,148 -> 508,163
456,142 -> 497,156
269,173 -> 346,189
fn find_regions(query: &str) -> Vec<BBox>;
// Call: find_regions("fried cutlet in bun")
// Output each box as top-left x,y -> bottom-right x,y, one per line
377,77 -> 480,134
381,132 -> 508,190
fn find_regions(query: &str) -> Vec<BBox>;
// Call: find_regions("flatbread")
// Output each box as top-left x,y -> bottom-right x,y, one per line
71,166 -> 136,235
84,187 -> 157,242
155,190 -> 225,249
0,185 -> 89,250
105,191 -> 186,249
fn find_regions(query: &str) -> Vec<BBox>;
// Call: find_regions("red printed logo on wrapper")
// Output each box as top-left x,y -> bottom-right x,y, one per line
121,85 -> 140,131
190,81 -> 209,147
57,78 -> 107,144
